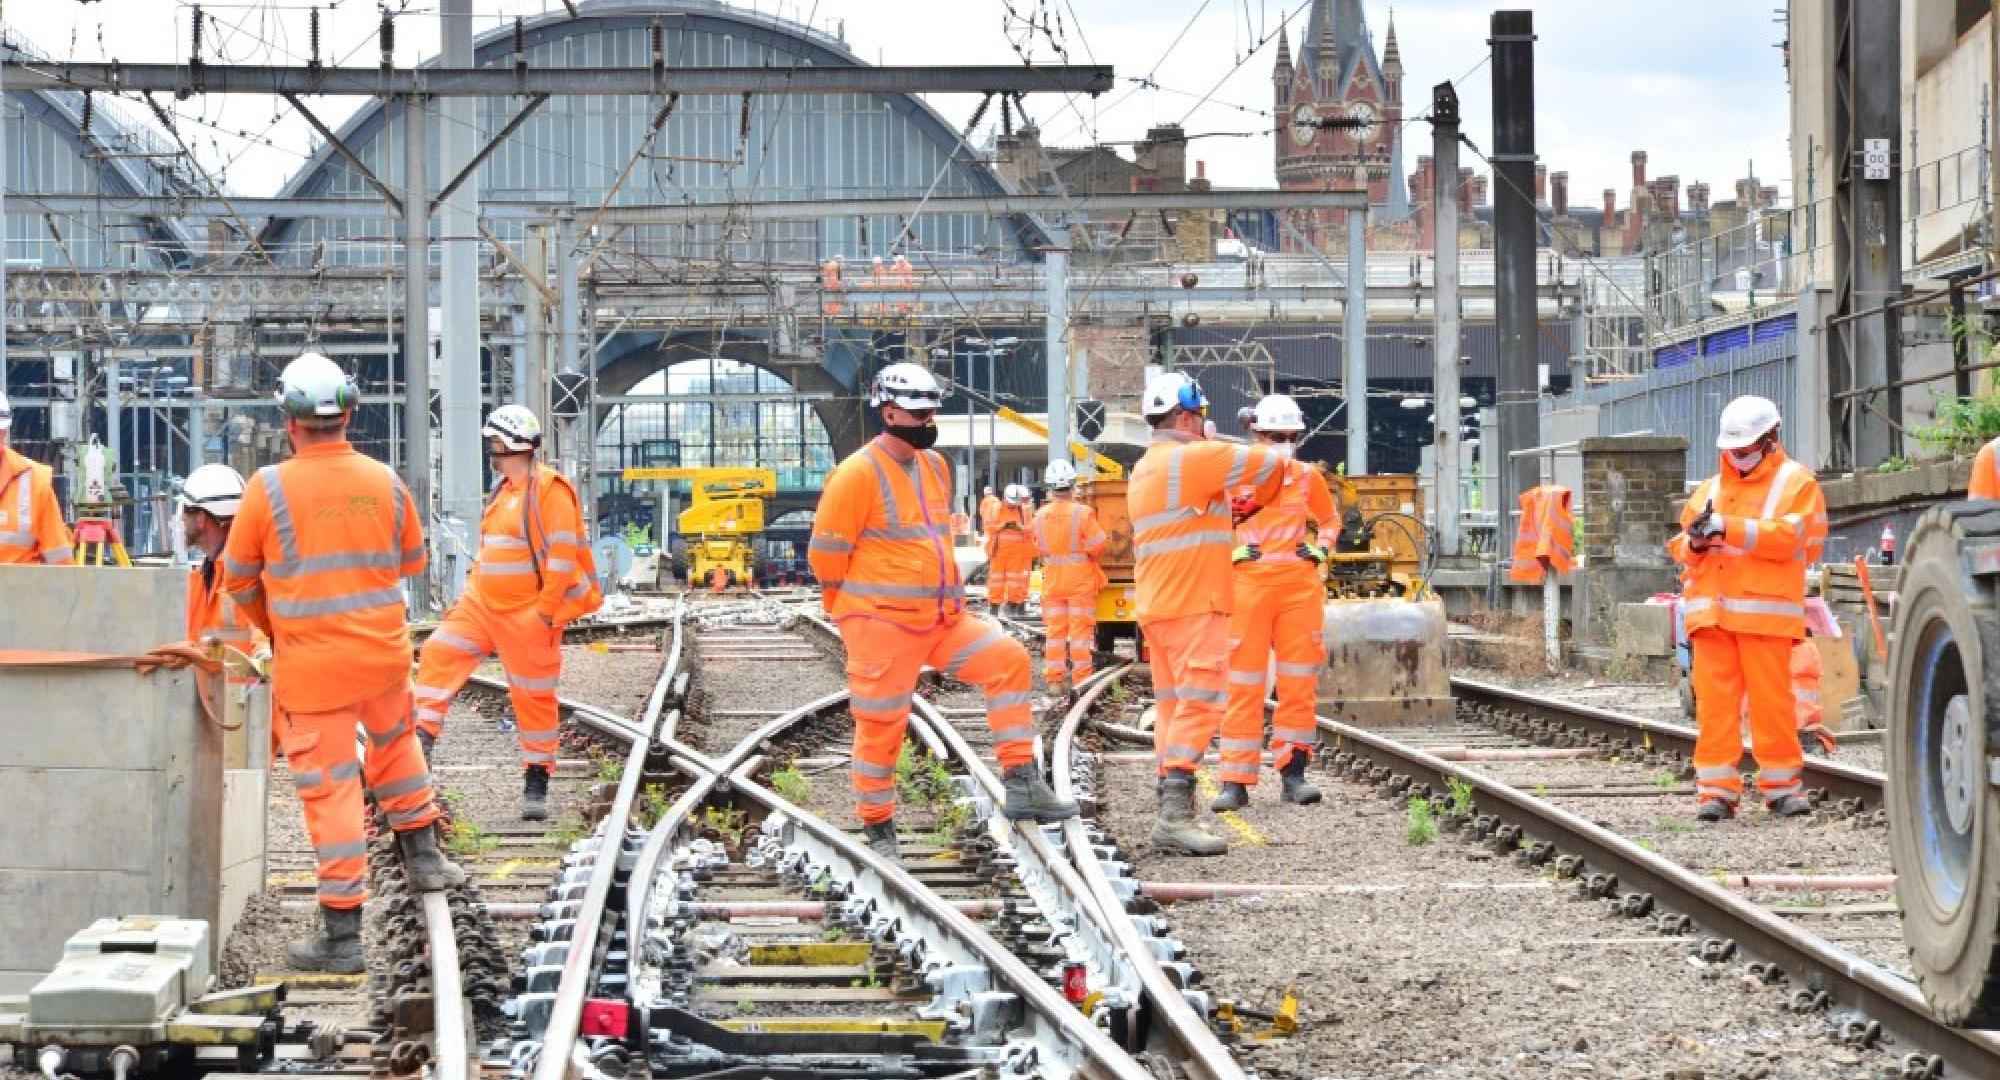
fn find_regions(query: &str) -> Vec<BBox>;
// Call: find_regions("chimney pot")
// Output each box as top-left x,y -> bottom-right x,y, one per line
1551,171 -> 1569,217
1631,150 -> 1648,186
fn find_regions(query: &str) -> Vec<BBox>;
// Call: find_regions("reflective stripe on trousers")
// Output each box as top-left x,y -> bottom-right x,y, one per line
412,592 -> 565,769
278,682 -> 438,909
1143,612 -> 1230,775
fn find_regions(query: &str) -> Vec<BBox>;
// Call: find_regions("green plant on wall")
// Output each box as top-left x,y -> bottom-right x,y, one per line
1912,390 -> 2000,458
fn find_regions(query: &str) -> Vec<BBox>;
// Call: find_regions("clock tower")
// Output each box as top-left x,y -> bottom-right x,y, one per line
1273,1 -> 1408,251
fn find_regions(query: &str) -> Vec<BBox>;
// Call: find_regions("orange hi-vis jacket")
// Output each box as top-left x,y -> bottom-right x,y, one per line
1128,431 -> 1288,622
1232,457 -> 1336,581
809,434 -> 965,631
1971,436 -> 2000,499
979,493 -> 1002,537
1509,485 -> 1575,584
469,463 -> 590,624
1032,496 -> 1107,597
1668,449 -> 1827,640
221,440 -> 427,713
187,556 -> 261,652
0,447 -> 75,564
984,502 -> 1035,561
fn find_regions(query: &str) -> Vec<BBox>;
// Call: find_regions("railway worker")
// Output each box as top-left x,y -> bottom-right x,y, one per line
1214,394 -> 1336,811
808,362 -> 1076,866
1129,371 -> 1290,856
180,464 -> 269,735
1668,394 -> 1827,822
412,405 -> 598,821
979,485 -> 1001,542
0,390 -> 76,565
221,352 -> 464,973
1971,435 -> 2000,498
1032,458 -> 1107,691
985,483 -> 1037,618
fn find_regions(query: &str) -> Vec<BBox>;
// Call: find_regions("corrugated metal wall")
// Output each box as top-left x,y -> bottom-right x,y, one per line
1560,328 -> 1798,479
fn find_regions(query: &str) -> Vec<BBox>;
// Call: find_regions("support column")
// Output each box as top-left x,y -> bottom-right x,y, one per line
1827,0 -> 1903,468
521,225 -> 547,416
1431,80 -> 1463,558
401,95 -> 432,517
105,358 -> 121,492
1490,10 -> 1541,554
1044,246 -> 1070,467
1344,207 -> 1369,474
437,0 -> 479,595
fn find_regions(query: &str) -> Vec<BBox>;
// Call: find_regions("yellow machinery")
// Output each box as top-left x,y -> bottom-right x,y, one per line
1315,469 -> 1452,729
621,467 -> 777,589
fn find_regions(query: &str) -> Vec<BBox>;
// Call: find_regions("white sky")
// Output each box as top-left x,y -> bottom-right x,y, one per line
5,0 -> 1794,206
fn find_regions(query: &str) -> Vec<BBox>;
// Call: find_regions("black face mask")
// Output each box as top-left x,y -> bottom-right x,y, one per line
887,422 -> 939,451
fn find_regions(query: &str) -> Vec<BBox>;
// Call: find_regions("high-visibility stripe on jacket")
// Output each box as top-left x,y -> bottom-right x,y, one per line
1127,430 -> 1287,622
1231,458 -> 1336,578
187,556 -> 261,651
1972,436 -> 2000,499
1032,496 -> 1107,598
220,440 -> 427,713
809,434 -> 965,631
468,463 -> 588,622
1668,449 -> 1827,640
0,448 -> 75,565
1509,485 -> 1575,584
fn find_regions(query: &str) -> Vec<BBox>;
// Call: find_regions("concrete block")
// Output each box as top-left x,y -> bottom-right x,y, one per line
1613,603 -> 1675,658
0,567 -> 222,987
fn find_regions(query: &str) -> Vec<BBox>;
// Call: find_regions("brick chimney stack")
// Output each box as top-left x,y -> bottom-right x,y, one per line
1688,182 -> 1710,213
1631,150 -> 1648,186
1534,163 -> 1548,207
1551,171 -> 1569,217
1602,189 -> 1618,227
1459,167 -> 1476,214
1471,174 -> 1489,207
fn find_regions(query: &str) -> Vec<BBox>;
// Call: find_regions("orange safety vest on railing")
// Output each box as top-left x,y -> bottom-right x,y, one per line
808,434 -> 965,631
219,440 -> 427,714
1667,449 -> 1827,640
1032,496 -> 1107,598
1509,484 -> 1575,584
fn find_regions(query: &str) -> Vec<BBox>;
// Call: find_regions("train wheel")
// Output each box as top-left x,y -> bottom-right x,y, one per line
1888,505 -> 2000,1024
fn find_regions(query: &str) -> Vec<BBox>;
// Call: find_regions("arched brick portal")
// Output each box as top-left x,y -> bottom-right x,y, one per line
592,332 -> 871,464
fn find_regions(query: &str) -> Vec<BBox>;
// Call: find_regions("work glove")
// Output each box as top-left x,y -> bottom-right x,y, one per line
250,644 -> 273,680
1693,514 -> 1727,539
1232,543 -> 1262,565
1296,542 -> 1328,566
1229,490 -> 1261,524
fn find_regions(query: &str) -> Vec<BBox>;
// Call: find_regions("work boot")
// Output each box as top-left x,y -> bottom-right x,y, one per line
1151,772 -> 1227,856
396,824 -> 468,892
1001,764 -> 1079,822
1279,755 -> 1323,805
286,904 -> 364,974
521,766 -> 551,821
1695,799 -> 1735,824
417,729 -> 437,761
1767,794 -> 1814,818
1209,782 -> 1249,812
863,820 -> 902,867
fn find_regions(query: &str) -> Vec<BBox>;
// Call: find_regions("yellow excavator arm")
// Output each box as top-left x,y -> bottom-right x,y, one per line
620,466 -> 778,536
994,407 -> 1124,480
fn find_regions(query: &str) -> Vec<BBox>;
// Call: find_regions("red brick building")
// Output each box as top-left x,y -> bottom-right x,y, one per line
1273,0 -> 1410,250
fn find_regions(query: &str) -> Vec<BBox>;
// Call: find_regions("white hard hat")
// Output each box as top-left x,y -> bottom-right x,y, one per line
1043,459 -> 1078,489
180,462 -> 247,519
276,352 -> 358,419
1716,395 -> 1781,450
984,485 -> 996,495
1004,483 -> 1031,505
483,404 -> 543,451
868,362 -> 945,410
0,388 -> 10,431
1142,371 -> 1207,419
1250,393 -> 1306,433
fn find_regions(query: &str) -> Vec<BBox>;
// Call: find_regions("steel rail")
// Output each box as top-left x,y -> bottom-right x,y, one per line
528,603 -> 685,1080
1316,714 -> 2000,1078
1451,676 -> 1885,807
420,893 -> 472,1080
1052,667 -> 1248,1080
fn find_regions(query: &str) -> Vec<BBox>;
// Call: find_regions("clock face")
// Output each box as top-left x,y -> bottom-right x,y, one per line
1291,104 -> 1317,147
1346,101 -> 1380,145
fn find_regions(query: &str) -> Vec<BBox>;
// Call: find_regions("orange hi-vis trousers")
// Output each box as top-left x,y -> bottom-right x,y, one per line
413,592 -> 563,771
1040,591 -> 1097,686
1142,612 -> 1230,775
987,546 -> 1034,606
1691,627 -> 1805,808
278,682 -> 442,909
1221,574 -> 1325,784
838,614 -> 1036,824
